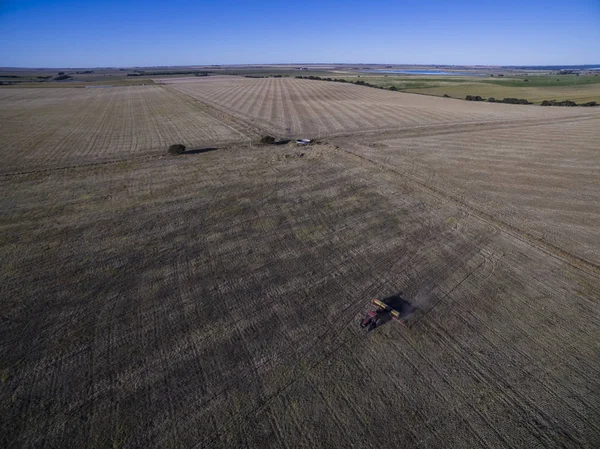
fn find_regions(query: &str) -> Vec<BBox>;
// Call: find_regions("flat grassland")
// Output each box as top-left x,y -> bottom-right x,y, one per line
1,77 -> 599,449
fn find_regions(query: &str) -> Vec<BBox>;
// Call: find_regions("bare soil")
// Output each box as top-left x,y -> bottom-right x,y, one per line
1,78 -> 599,449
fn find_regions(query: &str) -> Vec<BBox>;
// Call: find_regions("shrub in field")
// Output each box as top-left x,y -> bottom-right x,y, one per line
541,99 -> 579,107
488,97 -> 497,102
582,101 -> 598,107
443,94 -> 450,98
389,86 -> 397,91
54,74 -> 71,81
501,98 -> 525,104
466,95 -> 484,101
260,135 -> 276,145
168,144 -> 186,155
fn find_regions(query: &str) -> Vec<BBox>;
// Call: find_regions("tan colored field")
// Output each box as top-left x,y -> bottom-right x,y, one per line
1,78 -> 599,449
160,77 -> 595,137
0,86 -> 253,173
339,116 -> 600,266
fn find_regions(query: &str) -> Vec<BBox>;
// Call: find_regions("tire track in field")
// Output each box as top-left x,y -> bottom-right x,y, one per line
362,332 -> 503,449
324,113 -> 599,142
160,85 -> 262,139
197,202 -> 478,447
441,289 -> 600,437
334,139 -> 600,278
419,317 -> 586,448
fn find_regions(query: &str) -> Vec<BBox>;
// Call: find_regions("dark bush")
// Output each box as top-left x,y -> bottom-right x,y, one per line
518,99 -> 531,104
58,72 -> 65,75
259,135 -> 276,145
465,95 -> 473,101
54,74 -> 71,81
501,98 -> 522,104
466,95 -> 484,101
582,101 -> 598,107
487,97 -> 496,102
443,94 -> 450,98
524,79 -> 529,82
388,86 -> 397,91
168,144 -> 186,155
539,99 -> 579,107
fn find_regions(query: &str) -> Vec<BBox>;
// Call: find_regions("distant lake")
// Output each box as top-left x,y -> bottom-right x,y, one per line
362,69 -> 484,76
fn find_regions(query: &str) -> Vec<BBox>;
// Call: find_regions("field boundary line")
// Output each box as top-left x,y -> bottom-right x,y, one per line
160,84 -> 277,138
336,144 -> 600,279
0,141 -> 245,178
323,114 -> 599,142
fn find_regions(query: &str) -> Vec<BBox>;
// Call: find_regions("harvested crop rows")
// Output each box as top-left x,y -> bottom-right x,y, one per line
338,115 -> 600,267
0,86 -> 250,173
162,76 -> 595,137
1,78 -> 599,449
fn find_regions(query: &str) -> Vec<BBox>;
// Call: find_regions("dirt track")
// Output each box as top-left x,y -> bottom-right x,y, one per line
1,78 -> 599,449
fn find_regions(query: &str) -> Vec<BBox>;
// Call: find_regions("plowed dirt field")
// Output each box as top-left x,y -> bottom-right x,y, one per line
1,77 -> 599,449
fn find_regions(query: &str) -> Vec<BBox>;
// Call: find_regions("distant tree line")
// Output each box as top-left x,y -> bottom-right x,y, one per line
464,95 -> 597,107
128,70 -> 212,76
296,75 -> 396,91
541,99 -> 597,107
465,95 -> 531,104
244,74 -> 288,78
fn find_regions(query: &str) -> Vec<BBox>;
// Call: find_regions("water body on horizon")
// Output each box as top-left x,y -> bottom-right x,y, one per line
362,69 -> 485,76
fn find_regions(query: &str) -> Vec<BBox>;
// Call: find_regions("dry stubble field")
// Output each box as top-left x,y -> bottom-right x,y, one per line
1,77 -> 599,449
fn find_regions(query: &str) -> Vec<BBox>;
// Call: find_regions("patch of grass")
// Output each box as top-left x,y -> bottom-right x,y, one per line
1,368 -> 9,383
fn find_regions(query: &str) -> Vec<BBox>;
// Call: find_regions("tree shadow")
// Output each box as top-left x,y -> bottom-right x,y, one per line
273,140 -> 291,146
185,147 -> 218,155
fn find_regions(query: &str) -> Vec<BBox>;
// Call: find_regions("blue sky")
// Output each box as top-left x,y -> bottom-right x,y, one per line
0,0 -> 598,67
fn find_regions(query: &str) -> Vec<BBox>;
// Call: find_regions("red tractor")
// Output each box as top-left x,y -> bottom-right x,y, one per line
360,298 -> 408,331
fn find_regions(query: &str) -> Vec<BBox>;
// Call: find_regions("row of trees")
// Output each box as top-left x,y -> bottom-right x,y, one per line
465,95 -> 531,104
541,100 -> 597,107
295,75 -> 391,90
465,95 -> 597,107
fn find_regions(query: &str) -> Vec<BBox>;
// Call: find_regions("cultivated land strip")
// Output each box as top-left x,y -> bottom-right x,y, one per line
159,84 -> 268,139
335,138 -> 600,278
1,79 -> 599,448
